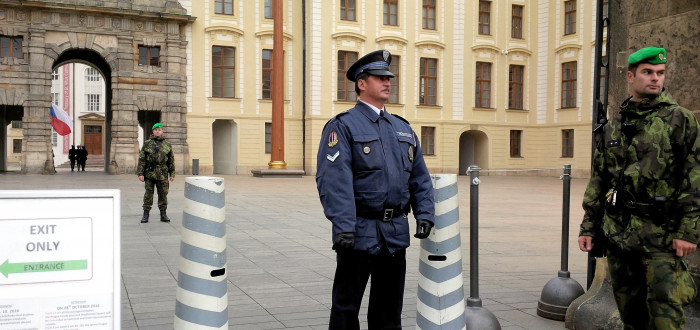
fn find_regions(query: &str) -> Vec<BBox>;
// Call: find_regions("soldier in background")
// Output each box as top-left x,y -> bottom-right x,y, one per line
578,47 -> 700,328
137,123 -> 175,223
68,145 -> 77,172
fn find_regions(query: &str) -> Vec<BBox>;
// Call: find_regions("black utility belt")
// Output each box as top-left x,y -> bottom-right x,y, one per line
356,208 -> 409,221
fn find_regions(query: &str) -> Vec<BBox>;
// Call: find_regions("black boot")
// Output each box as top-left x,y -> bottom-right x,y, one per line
160,210 -> 170,223
140,210 -> 149,223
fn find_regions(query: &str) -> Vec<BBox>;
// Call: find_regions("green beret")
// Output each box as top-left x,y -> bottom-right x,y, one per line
152,123 -> 163,129
628,47 -> 666,65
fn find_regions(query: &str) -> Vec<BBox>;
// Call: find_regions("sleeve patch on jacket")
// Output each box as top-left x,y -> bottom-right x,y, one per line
327,150 -> 340,162
328,131 -> 339,147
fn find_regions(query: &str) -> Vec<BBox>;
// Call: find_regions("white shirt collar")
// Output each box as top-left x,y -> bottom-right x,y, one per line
359,99 -> 384,116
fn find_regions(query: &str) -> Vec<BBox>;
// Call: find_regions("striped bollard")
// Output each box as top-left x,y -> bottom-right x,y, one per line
416,174 -> 466,329
174,176 -> 228,329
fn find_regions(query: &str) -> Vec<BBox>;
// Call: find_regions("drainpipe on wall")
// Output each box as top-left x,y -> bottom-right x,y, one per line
301,0 -> 307,174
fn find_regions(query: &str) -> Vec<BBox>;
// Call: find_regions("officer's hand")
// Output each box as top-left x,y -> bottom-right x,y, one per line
332,232 -> 355,250
578,236 -> 594,252
414,219 -> 434,239
138,175 -> 145,182
673,239 -> 697,257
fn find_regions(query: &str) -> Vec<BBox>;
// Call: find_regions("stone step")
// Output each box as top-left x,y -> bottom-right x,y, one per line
57,155 -> 104,168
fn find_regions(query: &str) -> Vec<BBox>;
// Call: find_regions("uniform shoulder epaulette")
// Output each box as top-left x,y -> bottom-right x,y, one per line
391,113 -> 410,125
322,110 -> 350,130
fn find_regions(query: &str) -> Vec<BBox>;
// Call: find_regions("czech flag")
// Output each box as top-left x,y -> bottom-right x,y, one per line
50,104 -> 72,136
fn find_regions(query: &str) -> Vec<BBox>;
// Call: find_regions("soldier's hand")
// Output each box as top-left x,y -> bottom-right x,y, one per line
138,175 -> 145,182
332,232 -> 355,251
673,239 -> 697,257
578,236 -> 594,252
414,219 -> 434,239
170,176 -> 175,182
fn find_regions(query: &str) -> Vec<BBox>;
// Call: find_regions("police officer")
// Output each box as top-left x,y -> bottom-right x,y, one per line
137,123 -> 175,223
578,47 -> 700,329
316,50 -> 435,329
68,145 -> 77,172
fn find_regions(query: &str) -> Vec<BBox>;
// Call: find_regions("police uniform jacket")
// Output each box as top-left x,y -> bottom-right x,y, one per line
316,101 -> 435,254
580,91 -> 700,252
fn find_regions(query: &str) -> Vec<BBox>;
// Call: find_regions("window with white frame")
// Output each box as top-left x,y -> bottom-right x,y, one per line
85,67 -> 101,112
51,70 -> 60,106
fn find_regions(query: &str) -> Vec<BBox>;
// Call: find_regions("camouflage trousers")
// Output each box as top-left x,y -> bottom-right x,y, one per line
607,248 -> 697,330
143,178 -> 169,212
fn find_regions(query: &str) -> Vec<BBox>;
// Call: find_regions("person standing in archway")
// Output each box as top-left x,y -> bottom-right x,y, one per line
137,123 -> 175,223
68,145 -> 77,172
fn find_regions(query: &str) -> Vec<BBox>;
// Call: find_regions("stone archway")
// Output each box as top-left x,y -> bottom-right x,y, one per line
458,130 -> 489,175
0,1 -> 193,174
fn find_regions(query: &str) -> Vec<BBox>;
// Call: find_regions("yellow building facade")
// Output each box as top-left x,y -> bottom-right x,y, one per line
185,0 -> 599,177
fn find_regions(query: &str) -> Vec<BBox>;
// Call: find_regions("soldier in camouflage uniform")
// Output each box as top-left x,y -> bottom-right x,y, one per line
578,47 -> 699,329
137,123 -> 175,223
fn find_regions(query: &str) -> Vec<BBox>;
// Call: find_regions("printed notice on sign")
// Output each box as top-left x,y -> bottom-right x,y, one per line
0,218 -> 92,285
0,295 -> 112,329
0,190 -> 120,330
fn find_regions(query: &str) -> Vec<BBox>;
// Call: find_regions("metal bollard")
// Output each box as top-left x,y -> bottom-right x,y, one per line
465,166 -> 501,330
416,174 -> 466,329
537,164 -> 584,320
192,159 -> 199,175
174,176 -> 228,329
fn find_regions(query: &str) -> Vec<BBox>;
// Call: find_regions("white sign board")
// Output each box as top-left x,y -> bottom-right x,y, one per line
0,190 -> 120,330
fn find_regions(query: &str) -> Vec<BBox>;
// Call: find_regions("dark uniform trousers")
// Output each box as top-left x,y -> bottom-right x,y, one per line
143,178 -> 169,212
330,247 -> 406,330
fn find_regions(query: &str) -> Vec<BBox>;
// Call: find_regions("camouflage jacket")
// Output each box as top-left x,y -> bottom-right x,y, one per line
580,91 -> 700,252
137,135 -> 175,181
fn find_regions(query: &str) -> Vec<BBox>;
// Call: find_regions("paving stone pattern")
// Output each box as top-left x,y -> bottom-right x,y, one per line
0,168 -> 590,329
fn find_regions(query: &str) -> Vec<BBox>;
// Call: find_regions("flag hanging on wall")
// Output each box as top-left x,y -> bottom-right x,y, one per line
50,104 -> 73,136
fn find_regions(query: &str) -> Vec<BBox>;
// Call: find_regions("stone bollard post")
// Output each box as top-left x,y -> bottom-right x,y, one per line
174,176 -> 228,329
416,174 -> 466,329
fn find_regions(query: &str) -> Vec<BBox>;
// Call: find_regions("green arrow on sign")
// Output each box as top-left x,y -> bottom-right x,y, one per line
0,259 -> 88,278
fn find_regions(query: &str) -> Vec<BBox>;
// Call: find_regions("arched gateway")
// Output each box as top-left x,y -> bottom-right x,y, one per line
0,0 -> 193,174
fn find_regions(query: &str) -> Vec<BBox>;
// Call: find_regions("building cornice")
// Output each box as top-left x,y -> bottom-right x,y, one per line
205,25 -> 244,37
255,30 -> 294,41
415,40 -> 446,49
376,35 -> 408,45
3,0 -> 195,23
331,31 -> 366,41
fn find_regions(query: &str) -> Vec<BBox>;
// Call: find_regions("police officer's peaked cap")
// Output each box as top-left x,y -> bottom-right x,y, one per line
346,50 -> 395,82
628,47 -> 666,65
152,123 -> 163,129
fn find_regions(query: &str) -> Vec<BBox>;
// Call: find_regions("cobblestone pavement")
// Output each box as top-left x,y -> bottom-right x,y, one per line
0,168 -> 591,329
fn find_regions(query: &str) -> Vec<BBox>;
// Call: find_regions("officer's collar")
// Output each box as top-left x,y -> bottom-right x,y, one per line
356,100 -> 384,122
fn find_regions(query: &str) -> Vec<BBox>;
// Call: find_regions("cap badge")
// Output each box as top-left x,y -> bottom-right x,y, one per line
328,131 -> 338,147
659,53 -> 664,60
383,50 -> 390,62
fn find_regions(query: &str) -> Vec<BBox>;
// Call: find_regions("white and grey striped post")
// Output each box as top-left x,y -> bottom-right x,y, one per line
416,174 -> 466,329
174,176 -> 228,330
